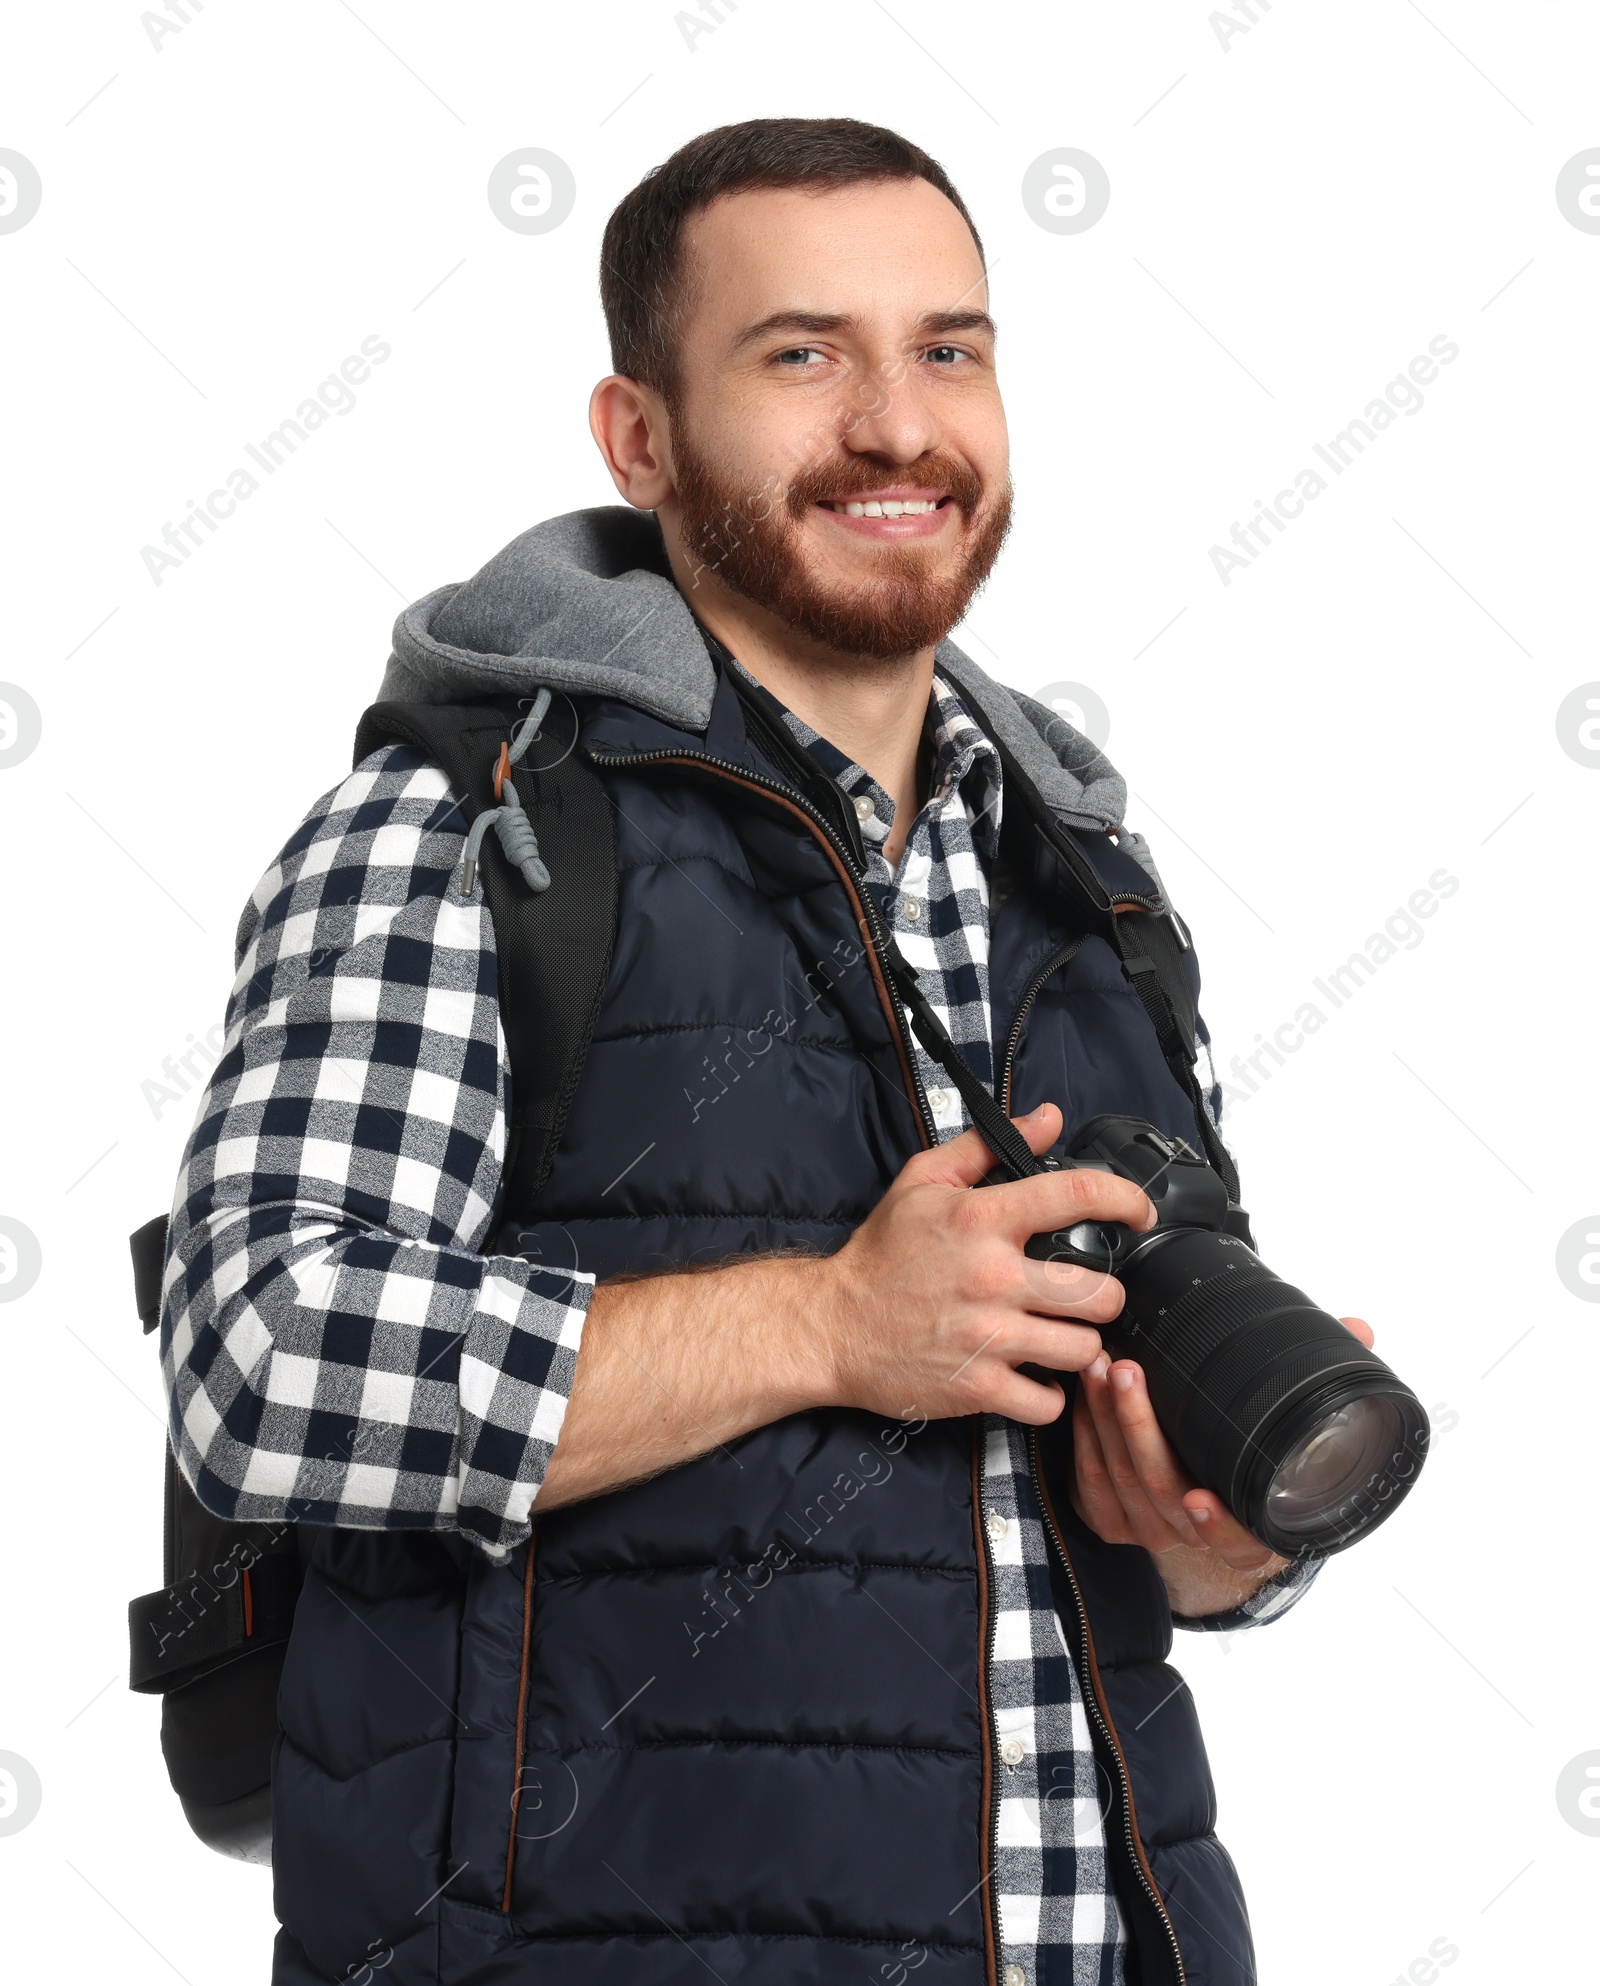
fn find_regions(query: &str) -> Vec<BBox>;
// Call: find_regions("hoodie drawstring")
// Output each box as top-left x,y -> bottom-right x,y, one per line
458,689 -> 553,897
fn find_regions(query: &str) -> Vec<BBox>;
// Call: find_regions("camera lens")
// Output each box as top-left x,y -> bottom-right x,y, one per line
1090,1225 -> 1430,1556
1264,1395 -> 1405,1541
1034,1116 -> 1432,1558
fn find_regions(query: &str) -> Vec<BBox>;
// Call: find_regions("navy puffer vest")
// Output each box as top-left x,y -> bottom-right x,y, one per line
270,664 -> 1256,1986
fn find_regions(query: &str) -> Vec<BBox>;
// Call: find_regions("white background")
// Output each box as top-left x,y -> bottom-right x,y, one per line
2,2 -> 1597,1980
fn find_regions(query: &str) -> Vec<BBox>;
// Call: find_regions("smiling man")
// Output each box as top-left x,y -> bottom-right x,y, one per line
162,119 -> 1349,1986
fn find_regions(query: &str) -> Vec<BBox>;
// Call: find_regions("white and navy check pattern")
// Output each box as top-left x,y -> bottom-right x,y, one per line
746,660 -> 1322,1986
160,746 -> 591,1557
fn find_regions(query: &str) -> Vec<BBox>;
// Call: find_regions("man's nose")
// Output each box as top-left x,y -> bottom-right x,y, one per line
838,366 -> 941,464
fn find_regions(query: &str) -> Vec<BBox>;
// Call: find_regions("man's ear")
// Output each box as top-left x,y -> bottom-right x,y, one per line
590,374 -> 675,508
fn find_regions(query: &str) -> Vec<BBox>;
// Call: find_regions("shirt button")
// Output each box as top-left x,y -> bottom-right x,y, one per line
853,793 -> 875,821
1000,1737 -> 1025,1767
1004,1967 -> 1028,1986
986,1511 -> 1008,1543
926,1088 -> 952,1117
902,898 -> 921,922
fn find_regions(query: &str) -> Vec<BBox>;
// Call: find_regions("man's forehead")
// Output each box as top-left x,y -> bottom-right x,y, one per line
680,180 -> 988,338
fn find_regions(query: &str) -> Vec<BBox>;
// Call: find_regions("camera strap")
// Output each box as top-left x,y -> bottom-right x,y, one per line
881,937 -> 1085,1183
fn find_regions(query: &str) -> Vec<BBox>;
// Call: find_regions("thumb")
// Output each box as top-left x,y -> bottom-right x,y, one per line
906,1100 -> 1063,1189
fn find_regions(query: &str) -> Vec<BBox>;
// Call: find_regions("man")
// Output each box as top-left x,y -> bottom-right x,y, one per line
163,118 -> 1366,1986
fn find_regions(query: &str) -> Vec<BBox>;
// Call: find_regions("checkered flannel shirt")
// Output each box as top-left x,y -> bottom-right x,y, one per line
160,745 -> 592,1557
739,658 -> 1321,1986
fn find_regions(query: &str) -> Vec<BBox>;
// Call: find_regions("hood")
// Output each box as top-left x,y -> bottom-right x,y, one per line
379,506 -> 1127,832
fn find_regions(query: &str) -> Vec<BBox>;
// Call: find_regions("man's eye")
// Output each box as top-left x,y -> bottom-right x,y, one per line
775,346 -> 826,366
923,345 -> 968,365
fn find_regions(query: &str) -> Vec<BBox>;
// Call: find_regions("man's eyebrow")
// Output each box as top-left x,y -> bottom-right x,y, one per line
729,310 -> 861,352
729,307 -> 997,352
919,310 -> 997,340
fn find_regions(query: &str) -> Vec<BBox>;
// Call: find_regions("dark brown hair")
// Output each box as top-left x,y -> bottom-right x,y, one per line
599,117 -> 984,403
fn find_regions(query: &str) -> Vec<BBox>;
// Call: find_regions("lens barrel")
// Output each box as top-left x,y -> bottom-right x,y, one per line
1095,1227 -> 1429,1555
1024,1115 -> 1429,1556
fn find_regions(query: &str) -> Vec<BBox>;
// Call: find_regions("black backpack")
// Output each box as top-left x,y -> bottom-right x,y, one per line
126,692 -> 617,1860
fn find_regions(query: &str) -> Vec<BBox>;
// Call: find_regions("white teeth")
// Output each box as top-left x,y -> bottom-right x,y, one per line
828,496 -> 941,516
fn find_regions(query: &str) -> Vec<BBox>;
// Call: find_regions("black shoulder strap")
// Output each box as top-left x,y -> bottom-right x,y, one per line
986,736 -> 1240,1201
354,692 -> 618,1226
132,1213 -> 169,1334
1066,853 -> 1239,1201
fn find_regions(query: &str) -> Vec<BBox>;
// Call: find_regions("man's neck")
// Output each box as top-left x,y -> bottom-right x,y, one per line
679,581 -> 937,861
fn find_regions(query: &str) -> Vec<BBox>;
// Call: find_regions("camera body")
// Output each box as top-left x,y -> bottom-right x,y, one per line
1025,1115 -> 1429,1557
1026,1115 -> 1251,1272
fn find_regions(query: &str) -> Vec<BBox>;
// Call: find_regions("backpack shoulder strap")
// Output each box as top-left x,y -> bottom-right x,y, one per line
989,735 -> 1240,1200
353,692 -> 618,1227
1056,824 -> 1240,1201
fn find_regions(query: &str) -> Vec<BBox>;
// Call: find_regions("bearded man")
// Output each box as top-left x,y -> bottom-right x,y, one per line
162,117 -> 1355,1986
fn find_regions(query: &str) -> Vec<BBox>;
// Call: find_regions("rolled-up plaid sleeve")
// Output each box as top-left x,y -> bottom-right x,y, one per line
160,743 -> 592,1557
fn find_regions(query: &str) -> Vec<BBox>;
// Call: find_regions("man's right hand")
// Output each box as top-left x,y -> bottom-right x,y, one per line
537,1101 -> 1154,1512
814,1100 -> 1156,1426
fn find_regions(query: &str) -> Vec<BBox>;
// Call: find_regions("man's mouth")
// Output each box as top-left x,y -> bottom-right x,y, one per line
819,493 -> 949,518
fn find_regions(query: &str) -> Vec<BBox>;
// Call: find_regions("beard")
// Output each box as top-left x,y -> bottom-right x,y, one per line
670,428 -> 1013,661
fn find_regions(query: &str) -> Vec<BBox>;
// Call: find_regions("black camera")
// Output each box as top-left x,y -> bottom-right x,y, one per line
1026,1115 -> 1429,1557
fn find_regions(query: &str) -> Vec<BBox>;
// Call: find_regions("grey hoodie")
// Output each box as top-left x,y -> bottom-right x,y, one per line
376,505 -> 1130,836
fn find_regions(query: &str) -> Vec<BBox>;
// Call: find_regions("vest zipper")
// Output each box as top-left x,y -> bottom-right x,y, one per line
502,1535 -> 539,1913
1002,874 -> 1233,1198
994,849 -> 1155,1117
972,1430 -> 1003,1986
586,746 -> 938,1146
1029,1427 -> 1187,1986
996,939 -> 1085,1117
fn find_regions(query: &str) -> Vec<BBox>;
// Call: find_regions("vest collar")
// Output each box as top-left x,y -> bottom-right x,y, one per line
381,507 -> 1128,833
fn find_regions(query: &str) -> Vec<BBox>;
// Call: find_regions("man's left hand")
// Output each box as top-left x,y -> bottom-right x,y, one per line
1068,1316 -> 1376,1617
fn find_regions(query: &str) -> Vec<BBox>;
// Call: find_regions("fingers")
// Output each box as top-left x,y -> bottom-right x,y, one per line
986,1163 -> 1156,1248
1085,1358 -> 1281,1571
1069,1381 -> 1135,1542
1177,1490 -> 1281,1572
1072,1368 -> 1283,1575
1006,1314 -> 1108,1369
908,1101 -> 1063,1190
1339,1314 -> 1376,1348
1017,1260 -> 1127,1326
1079,1357 -> 1203,1550
938,1308 -> 1103,1423
987,1367 -> 1070,1427
900,1109 -> 1157,1250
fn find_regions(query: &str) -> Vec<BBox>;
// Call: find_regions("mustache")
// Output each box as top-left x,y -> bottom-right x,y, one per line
784,454 -> 986,517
